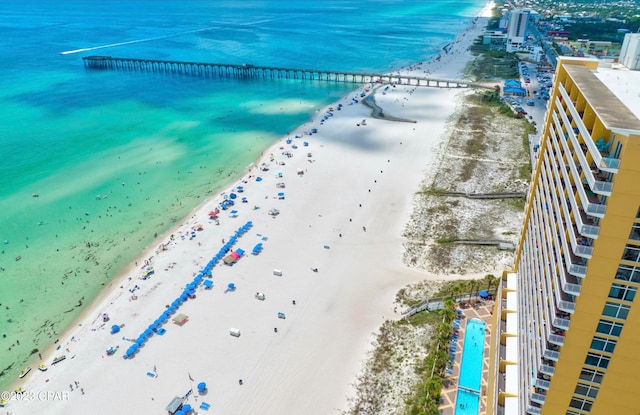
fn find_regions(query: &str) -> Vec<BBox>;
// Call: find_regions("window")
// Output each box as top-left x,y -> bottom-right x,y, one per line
574,382 -> 599,399
590,336 -> 616,353
585,353 -> 611,369
579,368 -> 605,384
615,264 -> 640,283
630,223 -> 640,242
602,302 -> 630,320
569,397 -> 593,412
609,284 -> 637,302
622,244 -> 640,263
596,320 -> 623,337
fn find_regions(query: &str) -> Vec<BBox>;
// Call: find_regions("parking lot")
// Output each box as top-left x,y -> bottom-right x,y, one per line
501,60 -> 555,166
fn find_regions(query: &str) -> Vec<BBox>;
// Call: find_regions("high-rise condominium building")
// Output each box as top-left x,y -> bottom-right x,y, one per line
487,41 -> 640,415
506,9 -> 530,52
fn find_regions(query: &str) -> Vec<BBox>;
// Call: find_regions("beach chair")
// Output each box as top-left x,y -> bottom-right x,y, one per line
200,402 -> 211,410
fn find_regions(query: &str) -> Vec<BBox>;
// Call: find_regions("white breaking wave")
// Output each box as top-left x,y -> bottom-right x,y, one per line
60,26 -> 222,55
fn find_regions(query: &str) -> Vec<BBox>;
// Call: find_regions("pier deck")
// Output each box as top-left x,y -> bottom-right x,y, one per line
82,56 -> 490,89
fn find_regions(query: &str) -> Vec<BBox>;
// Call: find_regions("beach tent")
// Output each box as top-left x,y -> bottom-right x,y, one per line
479,290 -> 490,298
166,396 -> 185,415
173,314 -> 189,326
111,325 -> 120,334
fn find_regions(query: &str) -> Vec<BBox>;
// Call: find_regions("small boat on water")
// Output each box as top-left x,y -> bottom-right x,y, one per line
0,399 -> 7,407
52,355 -> 66,365
15,387 -> 26,393
38,364 -> 48,371
18,367 -> 31,378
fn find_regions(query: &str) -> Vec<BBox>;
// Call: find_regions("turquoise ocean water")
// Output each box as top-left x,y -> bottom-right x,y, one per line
0,0 -> 485,389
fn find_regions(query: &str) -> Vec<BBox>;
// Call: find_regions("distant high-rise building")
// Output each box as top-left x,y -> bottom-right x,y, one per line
486,52 -> 640,414
507,9 -> 530,52
619,33 -> 640,70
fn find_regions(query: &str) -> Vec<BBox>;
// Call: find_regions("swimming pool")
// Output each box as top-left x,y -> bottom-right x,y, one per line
454,317 -> 486,415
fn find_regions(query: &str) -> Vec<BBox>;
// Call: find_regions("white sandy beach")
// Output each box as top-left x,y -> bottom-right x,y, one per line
6,7 -> 494,415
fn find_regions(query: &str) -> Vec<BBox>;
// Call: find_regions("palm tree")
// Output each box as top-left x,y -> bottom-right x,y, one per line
466,279 -> 479,303
451,281 -> 464,304
484,274 -> 497,292
443,297 -> 455,313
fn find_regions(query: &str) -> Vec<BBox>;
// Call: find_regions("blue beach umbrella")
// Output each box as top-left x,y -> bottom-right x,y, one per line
111,325 -> 120,334
197,382 -> 206,391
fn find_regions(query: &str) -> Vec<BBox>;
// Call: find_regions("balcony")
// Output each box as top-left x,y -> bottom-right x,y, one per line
535,378 -> 551,390
544,347 -> 560,361
531,392 -> 547,405
575,206 -> 600,238
540,363 -> 555,376
527,405 -> 542,415
563,122 -> 613,197
553,316 -> 570,330
549,333 -> 565,346
551,114 -> 607,218
555,89 -> 620,172
569,223 -> 593,259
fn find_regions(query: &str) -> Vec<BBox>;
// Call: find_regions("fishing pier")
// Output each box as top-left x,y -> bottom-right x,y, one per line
82,56 -> 487,89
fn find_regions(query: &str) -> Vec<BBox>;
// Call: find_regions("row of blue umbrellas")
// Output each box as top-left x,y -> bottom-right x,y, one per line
123,221 -> 253,359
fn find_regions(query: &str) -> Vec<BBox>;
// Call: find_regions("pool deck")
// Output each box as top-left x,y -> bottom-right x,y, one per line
438,299 -> 494,415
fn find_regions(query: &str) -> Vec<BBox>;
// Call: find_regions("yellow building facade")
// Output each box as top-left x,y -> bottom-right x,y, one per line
487,51 -> 640,414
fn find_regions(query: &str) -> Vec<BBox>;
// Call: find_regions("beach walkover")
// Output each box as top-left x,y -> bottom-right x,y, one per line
82,56 -> 489,89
